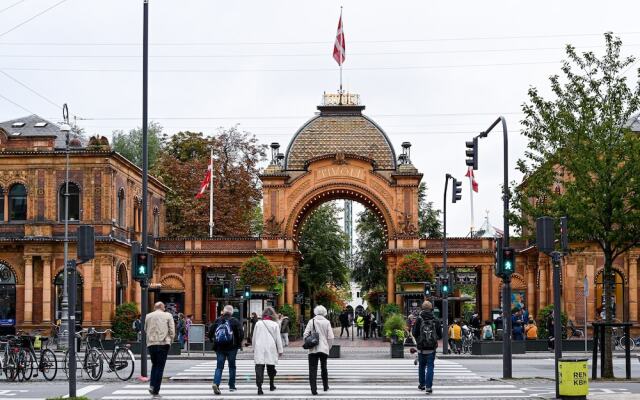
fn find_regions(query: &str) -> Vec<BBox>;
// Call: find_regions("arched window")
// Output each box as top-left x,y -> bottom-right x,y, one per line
116,264 -> 127,307
8,184 -> 27,221
58,182 -> 80,221
117,188 -> 125,227
0,263 -> 16,327
0,187 -> 4,222
153,207 -> 160,237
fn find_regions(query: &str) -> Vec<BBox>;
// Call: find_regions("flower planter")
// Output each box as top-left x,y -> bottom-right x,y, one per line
390,343 -> 405,358
251,284 -> 269,292
401,282 -> 427,292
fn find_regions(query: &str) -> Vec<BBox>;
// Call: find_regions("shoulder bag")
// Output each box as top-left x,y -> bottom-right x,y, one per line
302,319 -> 320,349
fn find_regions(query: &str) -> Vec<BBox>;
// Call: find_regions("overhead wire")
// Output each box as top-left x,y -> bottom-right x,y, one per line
0,0 -> 69,40
0,70 -> 61,110
0,93 -> 37,115
0,0 -> 26,15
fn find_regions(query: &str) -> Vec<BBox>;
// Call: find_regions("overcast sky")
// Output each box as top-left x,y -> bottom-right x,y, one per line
1,0 -> 639,236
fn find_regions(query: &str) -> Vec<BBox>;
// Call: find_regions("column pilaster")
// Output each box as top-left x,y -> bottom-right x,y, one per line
286,267 -> 294,305
24,256 -> 33,324
194,266 -> 203,323
42,256 -> 52,323
630,256 -> 639,322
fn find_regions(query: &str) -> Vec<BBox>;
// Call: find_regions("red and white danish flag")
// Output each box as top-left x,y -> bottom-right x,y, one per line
333,14 -> 345,66
195,163 -> 212,199
465,166 -> 479,193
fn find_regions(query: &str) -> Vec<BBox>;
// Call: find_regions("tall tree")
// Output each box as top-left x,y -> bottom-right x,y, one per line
351,209 -> 386,293
515,33 -> 640,378
152,127 -> 266,237
298,202 -> 350,297
112,122 -> 163,168
418,182 -> 443,238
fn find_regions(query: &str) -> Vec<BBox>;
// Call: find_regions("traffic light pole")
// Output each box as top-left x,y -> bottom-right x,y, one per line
442,174 -> 450,355
478,116 -> 512,379
139,0 -> 150,380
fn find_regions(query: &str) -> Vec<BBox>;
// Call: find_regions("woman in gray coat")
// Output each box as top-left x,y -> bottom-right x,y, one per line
303,305 -> 334,395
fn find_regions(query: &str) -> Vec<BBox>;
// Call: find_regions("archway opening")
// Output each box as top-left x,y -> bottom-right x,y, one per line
116,264 -> 127,307
595,269 -> 625,320
0,263 -> 16,333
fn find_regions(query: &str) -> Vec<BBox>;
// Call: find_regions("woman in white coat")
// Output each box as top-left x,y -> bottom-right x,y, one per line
303,305 -> 334,395
252,307 -> 284,395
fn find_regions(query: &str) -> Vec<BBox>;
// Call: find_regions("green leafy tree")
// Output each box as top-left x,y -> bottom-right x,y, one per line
112,302 -> 139,341
418,182 -> 442,238
152,127 -> 266,237
298,202 -> 350,298
515,33 -> 640,377
112,122 -> 163,168
351,209 -> 386,293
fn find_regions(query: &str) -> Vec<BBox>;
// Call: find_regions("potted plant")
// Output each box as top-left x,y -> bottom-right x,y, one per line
395,253 -> 434,292
239,254 -> 277,291
384,313 -> 407,358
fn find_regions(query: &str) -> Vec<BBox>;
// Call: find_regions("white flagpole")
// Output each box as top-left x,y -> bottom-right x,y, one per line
209,147 -> 214,238
468,169 -> 475,236
339,7 -> 343,103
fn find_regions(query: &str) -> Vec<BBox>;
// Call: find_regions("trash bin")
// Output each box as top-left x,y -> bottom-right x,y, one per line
558,358 -> 589,399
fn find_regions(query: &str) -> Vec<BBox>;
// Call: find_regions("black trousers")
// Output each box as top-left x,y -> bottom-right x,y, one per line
148,344 -> 170,394
340,325 -> 349,337
308,353 -> 328,393
255,364 -> 277,388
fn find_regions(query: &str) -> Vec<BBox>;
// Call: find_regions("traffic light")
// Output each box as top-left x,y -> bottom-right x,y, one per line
423,283 -> 432,297
133,252 -> 152,280
244,285 -> 251,299
452,178 -> 462,203
497,247 -> 515,277
223,281 -> 231,297
465,137 -> 478,170
441,277 -> 450,296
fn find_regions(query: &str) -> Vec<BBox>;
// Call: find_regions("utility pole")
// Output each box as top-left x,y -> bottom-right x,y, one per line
441,174 -> 461,355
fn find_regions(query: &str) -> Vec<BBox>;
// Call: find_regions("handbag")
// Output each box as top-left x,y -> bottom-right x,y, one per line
302,319 -> 320,349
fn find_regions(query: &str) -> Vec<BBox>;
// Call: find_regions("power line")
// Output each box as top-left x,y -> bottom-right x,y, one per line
0,0 -> 69,40
0,93 -> 37,115
0,70 -> 60,109
0,60 -> 562,73
1,31 -> 637,46
1,43 -> 635,59
0,0 -> 26,15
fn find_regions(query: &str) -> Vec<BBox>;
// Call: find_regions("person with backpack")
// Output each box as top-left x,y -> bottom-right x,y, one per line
412,301 -> 442,395
208,305 -> 243,395
177,314 -> 186,348
132,315 -> 142,342
482,320 -> 494,340
303,305 -> 334,395
253,307 -> 284,395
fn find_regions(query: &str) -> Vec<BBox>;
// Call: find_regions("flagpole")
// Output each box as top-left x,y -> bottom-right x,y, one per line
339,6 -> 343,104
209,147 -> 214,238
469,169 -> 475,236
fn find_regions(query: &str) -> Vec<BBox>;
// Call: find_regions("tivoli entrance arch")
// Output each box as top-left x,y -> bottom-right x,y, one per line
260,94 -> 423,311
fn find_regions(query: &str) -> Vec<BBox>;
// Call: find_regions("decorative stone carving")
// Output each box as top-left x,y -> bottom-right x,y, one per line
334,152 -> 347,165
398,212 -> 417,235
264,215 -> 284,236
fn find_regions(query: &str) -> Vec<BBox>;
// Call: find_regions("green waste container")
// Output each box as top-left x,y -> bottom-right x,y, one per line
558,358 -> 588,399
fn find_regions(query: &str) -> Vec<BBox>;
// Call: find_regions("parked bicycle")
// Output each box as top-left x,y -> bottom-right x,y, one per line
611,327 -> 635,351
0,335 -> 19,381
15,330 -> 57,381
63,328 -> 135,381
461,327 -> 478,354
565,320 -> 585,339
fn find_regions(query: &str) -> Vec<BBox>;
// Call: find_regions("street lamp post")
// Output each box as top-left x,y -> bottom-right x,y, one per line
59,104 -> 71,344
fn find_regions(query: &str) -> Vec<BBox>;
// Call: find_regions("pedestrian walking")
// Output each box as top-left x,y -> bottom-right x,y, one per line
412,301 -> 442,395
246,312 -> 258,346
177,313 -> 186,348
448,320 -> 462,354
208,305 -> 243,395
185,314 -> 192,347
132,314 -> 142,342
470,312 -> 481,340
339,309 -> 350,338
253,307 -> 284,395
145,302 -> 176,396
303,305 -> 334,395
356,313 -> 364,337
279,313 -> 290,347
371,318 -> 378,338
363,312 -> 371,340
512,321 -> 524,340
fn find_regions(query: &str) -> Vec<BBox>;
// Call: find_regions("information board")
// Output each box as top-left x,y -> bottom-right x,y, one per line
187,324 -> 206,356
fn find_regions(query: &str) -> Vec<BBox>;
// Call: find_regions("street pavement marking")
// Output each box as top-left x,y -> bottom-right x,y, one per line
64,385 -> 104,398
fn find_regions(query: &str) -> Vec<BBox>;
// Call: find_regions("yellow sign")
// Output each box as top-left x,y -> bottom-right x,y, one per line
559,359 -> 589,396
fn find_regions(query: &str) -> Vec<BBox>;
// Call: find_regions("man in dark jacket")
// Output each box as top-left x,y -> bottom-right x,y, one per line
208,305 -> 243,395
339,309 -> 350,338
412,301 -> 442,395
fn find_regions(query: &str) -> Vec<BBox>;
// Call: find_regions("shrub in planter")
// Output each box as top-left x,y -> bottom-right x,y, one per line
381,303 -> 400,319
277,303 -> 298,338
383,313 -> 407,344
395,252 -> 434,284
112,302 -> 138,341
537,304 -> 567,339
239,254 -> 278,289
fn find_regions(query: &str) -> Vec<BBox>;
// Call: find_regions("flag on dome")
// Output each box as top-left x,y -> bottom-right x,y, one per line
465,166 -> 478,192
333,13 -> 345,66
195,163 -> 212,199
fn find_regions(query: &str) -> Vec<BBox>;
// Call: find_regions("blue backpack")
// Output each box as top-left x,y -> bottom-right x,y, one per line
215,319 -> 234,345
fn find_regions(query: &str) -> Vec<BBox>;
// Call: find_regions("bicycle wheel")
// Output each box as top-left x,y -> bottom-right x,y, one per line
619,336 -> 636,351
84,348 -> 103,381
112,348 -> 135,381
3,352 -> 17,381
17,349 -> 33,381
39,349 -> 57,381
62,350 -> 70,378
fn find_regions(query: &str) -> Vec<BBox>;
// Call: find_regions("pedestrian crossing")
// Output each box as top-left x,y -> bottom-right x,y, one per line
102,383 -> 529,399
170,359 -> 485,382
